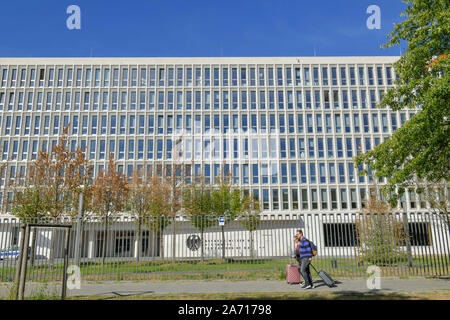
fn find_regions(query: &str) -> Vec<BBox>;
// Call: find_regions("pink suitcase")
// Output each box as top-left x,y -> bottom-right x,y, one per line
286,264 -> 301,284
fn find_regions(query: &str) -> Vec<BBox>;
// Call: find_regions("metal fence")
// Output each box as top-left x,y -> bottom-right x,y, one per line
0,212 -> 449,282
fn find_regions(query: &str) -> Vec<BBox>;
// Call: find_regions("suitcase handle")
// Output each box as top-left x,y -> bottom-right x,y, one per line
310,263 -> 319,274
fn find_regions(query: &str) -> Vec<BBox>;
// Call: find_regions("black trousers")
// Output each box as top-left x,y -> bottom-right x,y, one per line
298,257 -> 313,286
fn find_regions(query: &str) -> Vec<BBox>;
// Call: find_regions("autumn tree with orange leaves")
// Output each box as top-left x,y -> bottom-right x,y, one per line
90,156 -> 129,264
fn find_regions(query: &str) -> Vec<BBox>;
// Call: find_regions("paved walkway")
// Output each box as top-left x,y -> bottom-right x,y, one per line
1,278 -> 449,298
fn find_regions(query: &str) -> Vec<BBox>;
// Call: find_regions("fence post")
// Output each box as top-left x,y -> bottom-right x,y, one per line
18,223 -> 31,300
171,216 -> 176,264
402,203 -> 413,269
13,223 -> 26,300
61,227 -> 71,300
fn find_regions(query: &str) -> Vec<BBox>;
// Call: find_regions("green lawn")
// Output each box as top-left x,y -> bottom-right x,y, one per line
1,256 -> 448,282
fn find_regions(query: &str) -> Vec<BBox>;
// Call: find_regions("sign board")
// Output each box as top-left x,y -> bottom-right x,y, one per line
219,216 -> 225,226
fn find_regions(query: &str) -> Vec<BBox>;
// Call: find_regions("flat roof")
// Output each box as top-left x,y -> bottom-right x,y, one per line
0,56 -> 400,65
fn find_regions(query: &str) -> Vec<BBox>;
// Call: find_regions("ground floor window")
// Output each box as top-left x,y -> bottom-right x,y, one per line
323,223 -> 358,247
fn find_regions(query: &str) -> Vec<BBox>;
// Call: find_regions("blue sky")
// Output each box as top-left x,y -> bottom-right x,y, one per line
0,0 -> 407,57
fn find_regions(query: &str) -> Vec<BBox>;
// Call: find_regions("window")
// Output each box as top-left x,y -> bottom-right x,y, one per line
276,67 -> 283,86
298,139 -> 305,159
377,67 -> 383,85
241,67 -> 247,86
282,189 -> 289,209
292,188 -> 299,210
319,163 -> 326,183
350,188 -> 357,208
408,223 -> 431,246
308,138 -> 314,158
313,67 -> 319,86
168,68 -> 174,86
386,66 -> 393,85
320,189 -> 327,209
311,189 -> 318,209
317,138 -> 324,158
304,68 -> 310,86
323,223 -> 358,247
327,138 -> 333,157
1,68 -> 8,87
263,189 -> 269,210
301,189 -> 308,209
329,163 -> 336,183
368,67 -> 374,85
296,90 -> 302,109
330,189 -> 338,209
295,67 -> 301,85
350,67 -> 356,85
272,189 -> 279,210
358,67 -> 365,85
338,162 -> 345,183
340,188 -> 348,209
268,68 -> 274,86
147,139 -> 154,159
372,114 -> 379,133
334,114 -> 341,133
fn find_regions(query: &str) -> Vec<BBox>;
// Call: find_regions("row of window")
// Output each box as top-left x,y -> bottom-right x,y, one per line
0,65 -> 396,88
0,88 -> 397,112
0,111 -> 412,137
0,167 -> 425,212
2,155 -> 373,184
2,136 -> 388,162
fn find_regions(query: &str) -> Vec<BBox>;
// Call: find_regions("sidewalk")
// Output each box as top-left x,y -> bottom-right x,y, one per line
1,278 -> 449,298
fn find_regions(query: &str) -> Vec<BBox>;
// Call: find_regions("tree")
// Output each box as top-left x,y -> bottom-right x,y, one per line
9,165 -> 47,220
127,167 -> 151,262
127,166 -> 180,261
238,192 -> 262,260
355,0 -> 450,201
209,174 -> 262,259
7,126 -> 92,265
415,180 -> 449,230
356,186 -> 407,265
28,128 -> 91,265
90,156 -> 129,264
210,174 -> 246,222
64,146 -> 93,218
147,170 -> 179,260
182,175 -> 214,262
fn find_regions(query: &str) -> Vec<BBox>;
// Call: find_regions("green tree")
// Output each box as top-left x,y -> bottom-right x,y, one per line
210,175 -> 245,222
182,176 -> 214,262
355,0 -> 450,202
238,193 -> 262,260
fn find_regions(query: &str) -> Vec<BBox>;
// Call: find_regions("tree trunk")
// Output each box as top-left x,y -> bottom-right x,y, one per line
102,219 -> 108,266
159,231 -> 164,260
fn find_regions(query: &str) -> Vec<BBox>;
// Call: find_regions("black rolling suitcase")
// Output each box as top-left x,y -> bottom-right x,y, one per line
310,264 -> 336,287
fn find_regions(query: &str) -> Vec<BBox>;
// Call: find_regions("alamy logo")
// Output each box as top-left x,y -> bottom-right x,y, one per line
67,264 -> 81,290
366,265 -> 381,290
366,5 -> 381,30
66,5 -> 81,30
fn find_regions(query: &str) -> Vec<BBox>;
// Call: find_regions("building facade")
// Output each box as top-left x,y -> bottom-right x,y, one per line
0,57 -> 426,218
